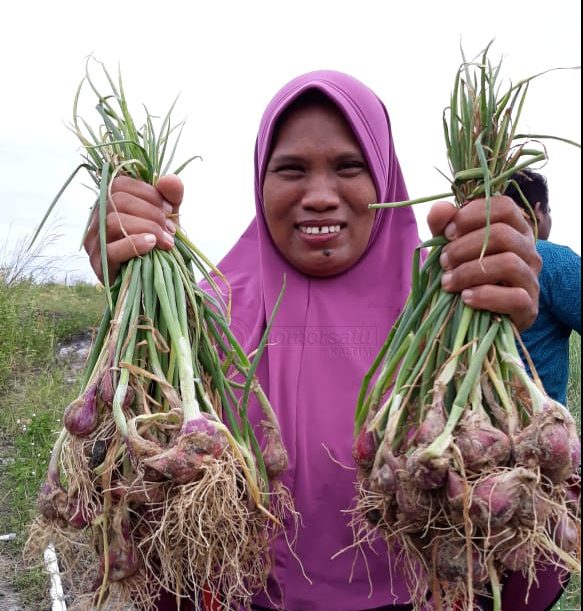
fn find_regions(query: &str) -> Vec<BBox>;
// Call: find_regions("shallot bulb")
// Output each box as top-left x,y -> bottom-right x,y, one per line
455,411 -> 511,472
98,369 -> 135,408
63,383 -> 99,437
514,401 -> 580,483
352,424 -> 378,471
262,423 -> 288,479
470,468 -> 536,531
406,447 -> 449,490
370,444 -> 403,495
142,416 -> 226,485
37,478 -> 68,523
411,399 -> 446,447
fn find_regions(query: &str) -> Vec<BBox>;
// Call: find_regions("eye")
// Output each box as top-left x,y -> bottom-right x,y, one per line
275,164 -> 306,178
337,159 -> 367,176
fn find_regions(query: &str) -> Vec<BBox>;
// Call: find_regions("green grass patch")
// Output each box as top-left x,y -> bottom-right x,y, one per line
1,376 -> 69,531
0,279 -> 105,390
0,278 -> 105,608
553,333 -> 581,611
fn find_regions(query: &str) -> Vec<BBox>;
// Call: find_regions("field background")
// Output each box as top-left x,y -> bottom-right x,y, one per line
0,269 -> 580,609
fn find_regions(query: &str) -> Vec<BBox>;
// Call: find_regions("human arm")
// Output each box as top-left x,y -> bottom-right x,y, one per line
539,242 -> 581,334
426,196 -> 542,332
83,175 -> 184,283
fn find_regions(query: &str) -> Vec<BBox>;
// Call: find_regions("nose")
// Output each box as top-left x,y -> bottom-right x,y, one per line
300,172 -> 340,212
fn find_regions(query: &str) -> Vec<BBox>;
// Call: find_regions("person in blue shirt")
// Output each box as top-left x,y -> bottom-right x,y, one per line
505,169 -> 581,405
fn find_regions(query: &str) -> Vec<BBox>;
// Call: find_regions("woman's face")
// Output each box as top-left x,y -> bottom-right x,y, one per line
262,102 -> 377,277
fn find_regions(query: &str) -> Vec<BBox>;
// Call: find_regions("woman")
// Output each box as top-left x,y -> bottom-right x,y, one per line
85,71 -> 563,610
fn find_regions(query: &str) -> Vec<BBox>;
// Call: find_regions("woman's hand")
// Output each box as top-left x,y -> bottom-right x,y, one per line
427,196 -> 542,331
84,175 -> 184,283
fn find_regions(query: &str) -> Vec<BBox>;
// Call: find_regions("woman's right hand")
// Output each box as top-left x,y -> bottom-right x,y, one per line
84,175 -> 184,283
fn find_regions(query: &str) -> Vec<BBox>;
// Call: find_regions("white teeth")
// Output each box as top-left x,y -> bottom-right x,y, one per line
300,225 -> 341,235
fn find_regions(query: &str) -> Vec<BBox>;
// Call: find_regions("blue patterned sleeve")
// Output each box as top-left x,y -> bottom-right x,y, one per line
538,241 -> 581,334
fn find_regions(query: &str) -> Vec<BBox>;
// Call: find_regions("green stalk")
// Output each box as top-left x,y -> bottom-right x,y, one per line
388,272 -> 444,360
496,320 -> 547,413
197,338 -> 242,439
175,229 -> 229,316
46,428 -> 68,483
396,293 -> 454,399
424,319 -> 501,459
386,298 -> 454,448
391,291 -> 454,398
112,258 -> 142,438
242,279 -> 286,422
370,192 -> 452,209
113,260 -> 138,366
361,333 -> 413,433
172,259 -> 189,341
435,304 -> 474,387
141,253 -> 178,413
475,133 -> 493,260
153,251 -> 200,422
410,246 -> 421,307
418,337 -> 438,407
97,161 -> 112,309
79,301 -> 113,390
354,314 -> 401,425
203,299 -> 284,435
483,357 -> 519,434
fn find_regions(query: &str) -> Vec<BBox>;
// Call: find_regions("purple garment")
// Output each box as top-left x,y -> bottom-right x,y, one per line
214,71 -> 419,611
500,566 -> 569,611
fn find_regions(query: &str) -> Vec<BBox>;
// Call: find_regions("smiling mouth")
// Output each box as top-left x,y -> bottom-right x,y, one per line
297,223 -> 343,235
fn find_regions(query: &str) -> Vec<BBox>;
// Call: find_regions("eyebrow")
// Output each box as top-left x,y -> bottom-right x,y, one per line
269,151 -> 366,165
268,154 -> 304,165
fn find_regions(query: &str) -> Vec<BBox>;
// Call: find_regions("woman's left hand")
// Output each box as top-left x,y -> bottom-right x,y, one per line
427,196 -> 542,331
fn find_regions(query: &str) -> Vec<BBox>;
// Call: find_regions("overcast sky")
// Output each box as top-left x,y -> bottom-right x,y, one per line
1,0 -> 580,283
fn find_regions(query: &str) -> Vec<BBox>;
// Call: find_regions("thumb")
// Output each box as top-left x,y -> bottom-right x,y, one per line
156,175 -> 184,211
427,200 -> 457,237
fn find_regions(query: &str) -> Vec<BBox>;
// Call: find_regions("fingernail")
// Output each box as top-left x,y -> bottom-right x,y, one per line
144,234 -> 156,246
162,231 -> 175,247
444,222 -> 456,240
163,201 -> 173,214
461,289 -> 474,303
442,272 -> 453,289
440,250 -> 450,270
165,219 -> 176,234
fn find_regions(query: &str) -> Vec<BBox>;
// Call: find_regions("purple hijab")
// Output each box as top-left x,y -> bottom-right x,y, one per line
215,70 -> 419,610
